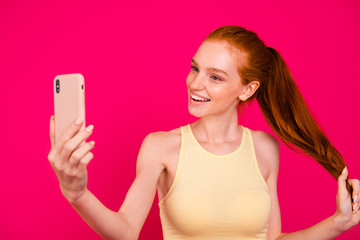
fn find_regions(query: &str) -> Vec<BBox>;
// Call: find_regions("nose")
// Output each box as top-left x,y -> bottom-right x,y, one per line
189,73 -> 205,90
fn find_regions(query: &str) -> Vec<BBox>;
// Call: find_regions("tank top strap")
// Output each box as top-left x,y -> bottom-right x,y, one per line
181,124 -> 192,135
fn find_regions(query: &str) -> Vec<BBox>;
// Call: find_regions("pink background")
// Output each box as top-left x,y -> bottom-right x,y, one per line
0,0 -> 359,239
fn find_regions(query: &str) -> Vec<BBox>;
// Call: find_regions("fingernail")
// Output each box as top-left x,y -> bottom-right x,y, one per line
342,167 -> 347,174
76,116 -> 83,125
86,125 -> 94,132
355,195 -> 358,202
50,115 -> 54,120
90,141 -> 95,146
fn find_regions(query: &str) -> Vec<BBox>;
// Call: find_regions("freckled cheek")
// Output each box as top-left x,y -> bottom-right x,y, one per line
185,76 -> 191,86
185,74 -> 193,87
209,88 -> 239,102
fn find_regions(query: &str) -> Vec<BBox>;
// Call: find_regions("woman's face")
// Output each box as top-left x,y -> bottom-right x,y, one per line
186,40 -> 245,118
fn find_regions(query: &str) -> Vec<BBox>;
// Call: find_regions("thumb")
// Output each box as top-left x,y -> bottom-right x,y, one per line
338,166 -> 348,193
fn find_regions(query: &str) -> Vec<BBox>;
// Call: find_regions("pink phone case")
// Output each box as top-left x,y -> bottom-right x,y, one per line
53,73 -> 86,144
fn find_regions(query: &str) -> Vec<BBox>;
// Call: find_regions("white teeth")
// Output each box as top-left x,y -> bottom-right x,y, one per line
191,94 -> 210,101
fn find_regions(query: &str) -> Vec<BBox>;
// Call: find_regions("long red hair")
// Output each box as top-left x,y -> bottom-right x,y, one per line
205,25 -> 352,198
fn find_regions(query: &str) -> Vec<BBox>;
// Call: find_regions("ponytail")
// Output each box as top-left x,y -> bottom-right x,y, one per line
256,46 -> 352,197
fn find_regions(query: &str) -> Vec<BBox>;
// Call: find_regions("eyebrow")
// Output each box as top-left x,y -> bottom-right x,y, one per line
191,59 -> 228,77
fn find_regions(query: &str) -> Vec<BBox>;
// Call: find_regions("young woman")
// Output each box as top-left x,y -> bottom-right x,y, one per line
48,25 -> 360,239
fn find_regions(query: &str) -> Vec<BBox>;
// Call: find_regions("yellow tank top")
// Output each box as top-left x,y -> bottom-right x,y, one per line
158,124 -> 271,240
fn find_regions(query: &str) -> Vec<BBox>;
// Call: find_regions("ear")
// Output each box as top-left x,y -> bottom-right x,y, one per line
238,81 -> 260,101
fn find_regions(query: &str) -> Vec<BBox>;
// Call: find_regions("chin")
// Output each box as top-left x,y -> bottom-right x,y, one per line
188,105 -> 206,118
188,111 -> 202,118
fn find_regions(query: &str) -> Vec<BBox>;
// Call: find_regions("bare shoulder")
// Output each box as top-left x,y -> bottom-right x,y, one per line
147,127 -> 181,141
145,127 -> 181,150
249,128 -> 279,153
248,128 -> 280,181
139,127 -> 181,167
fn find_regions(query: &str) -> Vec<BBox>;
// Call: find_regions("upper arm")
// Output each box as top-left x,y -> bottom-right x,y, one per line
255,131 -> 282,240
117,132 -> 166,239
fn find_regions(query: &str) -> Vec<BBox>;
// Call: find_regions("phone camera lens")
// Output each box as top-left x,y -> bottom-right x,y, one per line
56,79 -> 60,93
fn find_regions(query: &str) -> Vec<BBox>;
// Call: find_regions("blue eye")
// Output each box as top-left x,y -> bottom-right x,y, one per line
190,65 -> 199,72
211,75 -> 222,81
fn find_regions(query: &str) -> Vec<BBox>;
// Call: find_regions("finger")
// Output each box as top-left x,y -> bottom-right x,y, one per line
68,141 -> 95,169
77,151 -> 94,171
350,179 -> 360,201
350,179 -> 360,211
55,115 -> 84,152
59,124 -> 94,167
353,200 -> 359,213
338,167 -> 349,196
49,115 -> 55,148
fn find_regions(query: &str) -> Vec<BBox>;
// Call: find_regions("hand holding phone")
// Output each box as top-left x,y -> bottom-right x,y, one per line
48,115 -> 95,203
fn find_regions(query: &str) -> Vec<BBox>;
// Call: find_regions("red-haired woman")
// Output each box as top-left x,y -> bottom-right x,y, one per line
48,25 -> 360,239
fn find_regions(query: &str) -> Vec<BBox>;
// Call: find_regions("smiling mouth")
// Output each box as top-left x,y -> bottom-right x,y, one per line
190,93 -> 211,102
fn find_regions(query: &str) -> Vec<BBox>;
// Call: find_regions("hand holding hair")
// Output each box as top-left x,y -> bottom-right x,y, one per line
333,166 -> 360,232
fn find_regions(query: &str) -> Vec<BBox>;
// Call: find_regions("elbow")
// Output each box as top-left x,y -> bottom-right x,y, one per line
118,214 -> 139,240
102,214 -> 139,240
126,231 -> 139,240
274,232 -> 286,240
101,231 -> 138,240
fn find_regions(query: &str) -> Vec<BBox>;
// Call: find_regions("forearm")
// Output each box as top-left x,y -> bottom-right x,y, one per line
69,189 -> 136,240
276,215 -> 345,240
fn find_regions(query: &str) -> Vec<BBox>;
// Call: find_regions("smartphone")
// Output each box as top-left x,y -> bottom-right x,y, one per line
53,73 -> 86,144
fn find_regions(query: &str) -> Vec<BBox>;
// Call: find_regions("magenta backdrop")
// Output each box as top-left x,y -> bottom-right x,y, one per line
0,0 -> 359,239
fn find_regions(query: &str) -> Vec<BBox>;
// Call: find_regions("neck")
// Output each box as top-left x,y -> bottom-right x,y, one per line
191,108 -> 242,144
